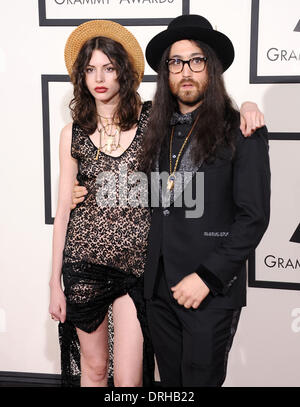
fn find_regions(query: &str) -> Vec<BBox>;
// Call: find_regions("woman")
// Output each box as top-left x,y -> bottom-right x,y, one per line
49,20 -> 153,387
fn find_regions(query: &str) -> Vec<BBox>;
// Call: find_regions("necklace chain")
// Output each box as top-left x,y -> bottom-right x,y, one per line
97,113 -> 114,120
167,114 -> 199,190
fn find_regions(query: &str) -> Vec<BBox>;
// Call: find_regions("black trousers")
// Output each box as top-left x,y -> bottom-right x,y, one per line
146,261 -> 241,387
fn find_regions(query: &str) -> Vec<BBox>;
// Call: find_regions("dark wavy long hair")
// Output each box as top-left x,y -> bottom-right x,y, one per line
141,40 -> 239,173
69,36 -> 141,134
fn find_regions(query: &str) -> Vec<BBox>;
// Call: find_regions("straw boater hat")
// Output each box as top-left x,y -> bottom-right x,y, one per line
64,19 -> 145,83
146,14 -> 234,73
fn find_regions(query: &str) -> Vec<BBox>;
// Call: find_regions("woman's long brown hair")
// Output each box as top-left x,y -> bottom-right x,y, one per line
69,36 -> 141,134
141,40 -> 240,174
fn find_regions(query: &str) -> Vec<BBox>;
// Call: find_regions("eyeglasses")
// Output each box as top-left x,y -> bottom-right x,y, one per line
166,57 -> 208,74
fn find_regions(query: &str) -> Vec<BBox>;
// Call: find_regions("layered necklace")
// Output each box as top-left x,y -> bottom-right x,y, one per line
94,113 -> 124,160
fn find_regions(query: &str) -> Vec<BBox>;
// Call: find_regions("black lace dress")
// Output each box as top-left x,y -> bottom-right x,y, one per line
58,101 -> 154,386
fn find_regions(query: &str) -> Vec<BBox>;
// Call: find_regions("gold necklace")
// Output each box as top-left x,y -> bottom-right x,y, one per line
167,114 -> 200,191
98,114 -> 113,120
94,117 -> 124,160
94,134 -> 125,160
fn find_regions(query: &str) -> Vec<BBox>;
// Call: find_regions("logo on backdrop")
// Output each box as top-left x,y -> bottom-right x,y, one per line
262,224 -> 300,278
39,0 -> 190,25
266,20 -> 300,63
250,0 -> 300,83
249,216 -> 300,290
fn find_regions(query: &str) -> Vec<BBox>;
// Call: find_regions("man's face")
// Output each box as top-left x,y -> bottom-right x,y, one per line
168,40 -> 208,110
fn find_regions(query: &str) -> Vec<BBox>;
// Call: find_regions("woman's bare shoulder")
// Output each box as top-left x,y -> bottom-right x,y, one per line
59,122 -> 74,144
61,122 -> 73,135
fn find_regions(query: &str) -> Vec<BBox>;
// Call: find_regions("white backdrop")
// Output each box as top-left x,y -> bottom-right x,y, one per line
0,0 -> 299,386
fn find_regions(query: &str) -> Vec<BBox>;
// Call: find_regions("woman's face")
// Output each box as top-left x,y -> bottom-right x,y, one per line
84,49 -> 120,105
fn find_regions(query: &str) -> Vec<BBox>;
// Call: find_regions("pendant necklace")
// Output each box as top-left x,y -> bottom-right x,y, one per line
94,114 -> 123,160
167,114 -> 200,191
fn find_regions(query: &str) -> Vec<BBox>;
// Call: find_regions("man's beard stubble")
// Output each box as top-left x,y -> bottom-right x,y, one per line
170,78 -> 207,107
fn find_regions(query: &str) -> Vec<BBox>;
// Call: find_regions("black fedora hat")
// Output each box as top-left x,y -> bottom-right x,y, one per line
146,14 -> 234,73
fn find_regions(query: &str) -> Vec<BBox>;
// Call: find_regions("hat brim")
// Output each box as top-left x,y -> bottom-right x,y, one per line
146,27 -> 234,73
65,20 -> 144,82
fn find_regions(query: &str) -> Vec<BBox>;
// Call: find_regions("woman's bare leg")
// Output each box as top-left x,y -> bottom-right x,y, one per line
112,294 -> 143,387
76,315 -> 109,387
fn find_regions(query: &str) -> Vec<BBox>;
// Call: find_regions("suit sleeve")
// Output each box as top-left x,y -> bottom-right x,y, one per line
196,126 -> 271,295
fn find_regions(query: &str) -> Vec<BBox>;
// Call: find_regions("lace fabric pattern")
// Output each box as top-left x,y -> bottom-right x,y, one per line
59,101 -> 154,386
63,101 -> 152,277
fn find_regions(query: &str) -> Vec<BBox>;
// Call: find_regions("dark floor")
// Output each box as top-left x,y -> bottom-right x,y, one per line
0,371 -> 61,387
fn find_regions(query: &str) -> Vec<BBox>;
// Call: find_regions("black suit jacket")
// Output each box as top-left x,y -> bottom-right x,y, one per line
144,126 -> 271,309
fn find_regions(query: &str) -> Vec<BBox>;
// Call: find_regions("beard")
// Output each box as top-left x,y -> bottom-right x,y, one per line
170,78 -> 207,107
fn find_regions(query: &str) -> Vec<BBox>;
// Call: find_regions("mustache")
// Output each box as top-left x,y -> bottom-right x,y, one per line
178,79 -> 198,86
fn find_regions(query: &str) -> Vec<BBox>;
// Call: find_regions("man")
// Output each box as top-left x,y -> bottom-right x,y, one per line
140,14 -> 270,387
71,14 -> 270,387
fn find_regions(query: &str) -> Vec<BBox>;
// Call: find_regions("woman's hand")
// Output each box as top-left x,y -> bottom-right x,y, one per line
49,284 -> 66,323
240,101 -> 265,137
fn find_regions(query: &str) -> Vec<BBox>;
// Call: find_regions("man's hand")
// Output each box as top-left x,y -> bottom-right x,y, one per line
240,101 -> 265,138
171,273 -> 210,309
71,179 -> 88,209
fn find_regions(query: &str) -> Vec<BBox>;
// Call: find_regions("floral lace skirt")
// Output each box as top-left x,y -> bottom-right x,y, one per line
58,261 -> 154,387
